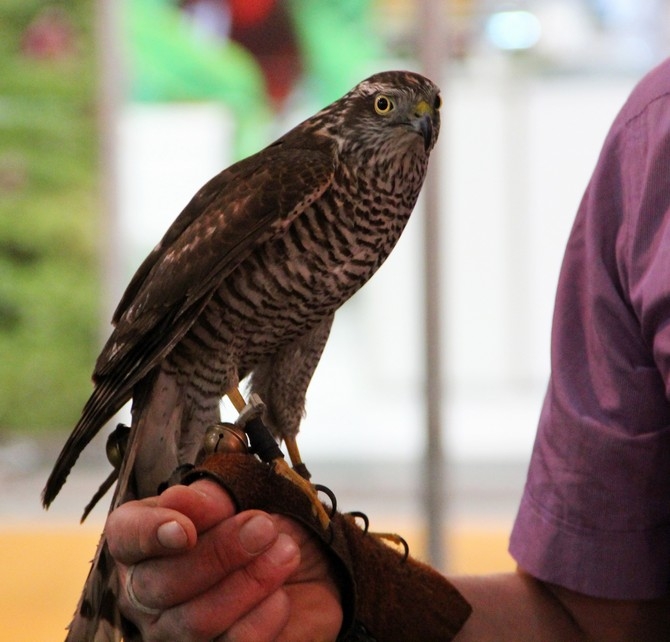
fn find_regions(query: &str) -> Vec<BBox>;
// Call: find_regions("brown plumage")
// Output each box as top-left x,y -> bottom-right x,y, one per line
43,70 -> 441,640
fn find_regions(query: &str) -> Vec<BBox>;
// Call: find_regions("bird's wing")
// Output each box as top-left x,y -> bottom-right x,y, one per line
98,142 -> 335,379
42,142 -> 335,509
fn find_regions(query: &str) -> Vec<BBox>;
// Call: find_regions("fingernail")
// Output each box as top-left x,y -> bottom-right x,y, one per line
157,520 -> 188,549
239,515 -> 276,555
265,533 -> 299,567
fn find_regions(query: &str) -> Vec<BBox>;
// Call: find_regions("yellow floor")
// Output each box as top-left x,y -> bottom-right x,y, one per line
0,522 -> 514,641
0,526 -> 103,642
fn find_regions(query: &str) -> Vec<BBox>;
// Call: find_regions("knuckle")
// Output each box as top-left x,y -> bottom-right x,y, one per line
238,553 -> 286,595
150,611 -> 216,642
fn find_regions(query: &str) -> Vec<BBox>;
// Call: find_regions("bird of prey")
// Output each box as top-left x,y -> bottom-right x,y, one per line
43,69 -> 441,640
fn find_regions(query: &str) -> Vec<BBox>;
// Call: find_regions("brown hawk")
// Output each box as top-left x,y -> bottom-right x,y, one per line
43,70 -> 441,640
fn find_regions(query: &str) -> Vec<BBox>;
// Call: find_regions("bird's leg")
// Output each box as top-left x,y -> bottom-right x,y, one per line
226,386 -> 247,414
284,434 -> 312,480
225,386 -> 330,529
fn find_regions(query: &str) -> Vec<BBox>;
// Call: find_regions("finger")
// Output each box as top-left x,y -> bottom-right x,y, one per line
124,511 -> 285,611
157,480 -> 237,533
153,532 -> 300,639
218,590 -> 291,642
280,581 -> 343,641
108,480 -> 237,567
106,501 -> 197,566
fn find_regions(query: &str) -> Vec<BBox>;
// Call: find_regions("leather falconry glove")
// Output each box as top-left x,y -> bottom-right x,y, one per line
182,451 -> 472,642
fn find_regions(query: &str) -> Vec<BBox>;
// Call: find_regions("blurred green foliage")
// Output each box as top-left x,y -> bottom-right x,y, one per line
0,1 -> 98,431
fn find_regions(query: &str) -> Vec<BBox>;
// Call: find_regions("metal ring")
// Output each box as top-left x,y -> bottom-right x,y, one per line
125,564 -> 161,617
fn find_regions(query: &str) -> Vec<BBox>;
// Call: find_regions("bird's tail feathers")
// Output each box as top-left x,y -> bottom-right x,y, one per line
81,469 -> 119,523
41,379 -> 128,509
64,369 -> 186,640
65,534 -> 127,642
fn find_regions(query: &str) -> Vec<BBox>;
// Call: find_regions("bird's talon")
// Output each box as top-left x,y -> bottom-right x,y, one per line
272,457 -> 331,530
372,531 -> 410,561
347,510 -> 370,533
157,463 -> 195,494
346,510 -> 408,559
314,483 -> 337,517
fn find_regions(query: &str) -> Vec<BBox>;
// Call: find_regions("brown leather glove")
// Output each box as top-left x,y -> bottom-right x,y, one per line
182,452 -> 471,641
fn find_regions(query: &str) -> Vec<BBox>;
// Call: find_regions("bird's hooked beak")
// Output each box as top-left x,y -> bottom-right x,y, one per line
412,100 -> 436,151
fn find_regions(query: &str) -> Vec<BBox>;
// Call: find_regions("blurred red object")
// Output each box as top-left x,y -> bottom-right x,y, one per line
229,0 -> 276,27
21,7 -> 76,60
230,0 -> 301,106
179,0 -> 301,108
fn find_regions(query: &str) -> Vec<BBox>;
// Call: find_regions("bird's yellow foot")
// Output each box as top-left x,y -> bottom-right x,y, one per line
273,433 -> 330,528
283,434 -> 312,480
348,511 -> 409,560
372,531 -> 409,560
271,456 -> 332,530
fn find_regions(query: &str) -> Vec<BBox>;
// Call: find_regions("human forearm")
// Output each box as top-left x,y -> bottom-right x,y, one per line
451,570 -> 585,642
547,580 -> 670,642
451,569 -> 670,642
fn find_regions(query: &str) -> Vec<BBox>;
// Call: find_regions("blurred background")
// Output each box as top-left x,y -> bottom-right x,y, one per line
2,0 -> 670,638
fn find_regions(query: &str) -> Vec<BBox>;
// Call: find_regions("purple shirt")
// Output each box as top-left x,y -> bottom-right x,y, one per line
509,58 -> 670,600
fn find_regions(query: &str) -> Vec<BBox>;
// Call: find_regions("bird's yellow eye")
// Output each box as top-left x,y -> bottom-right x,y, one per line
433,94 -> 442,110
374,95 -> 395,115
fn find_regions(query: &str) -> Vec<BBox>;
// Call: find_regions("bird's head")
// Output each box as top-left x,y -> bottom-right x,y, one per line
317,70 -> 442,158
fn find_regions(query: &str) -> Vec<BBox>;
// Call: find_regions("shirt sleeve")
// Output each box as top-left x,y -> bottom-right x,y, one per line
509,60 -> 670,600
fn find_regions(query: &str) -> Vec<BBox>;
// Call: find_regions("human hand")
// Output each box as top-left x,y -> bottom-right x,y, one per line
106,479 -> 343,641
